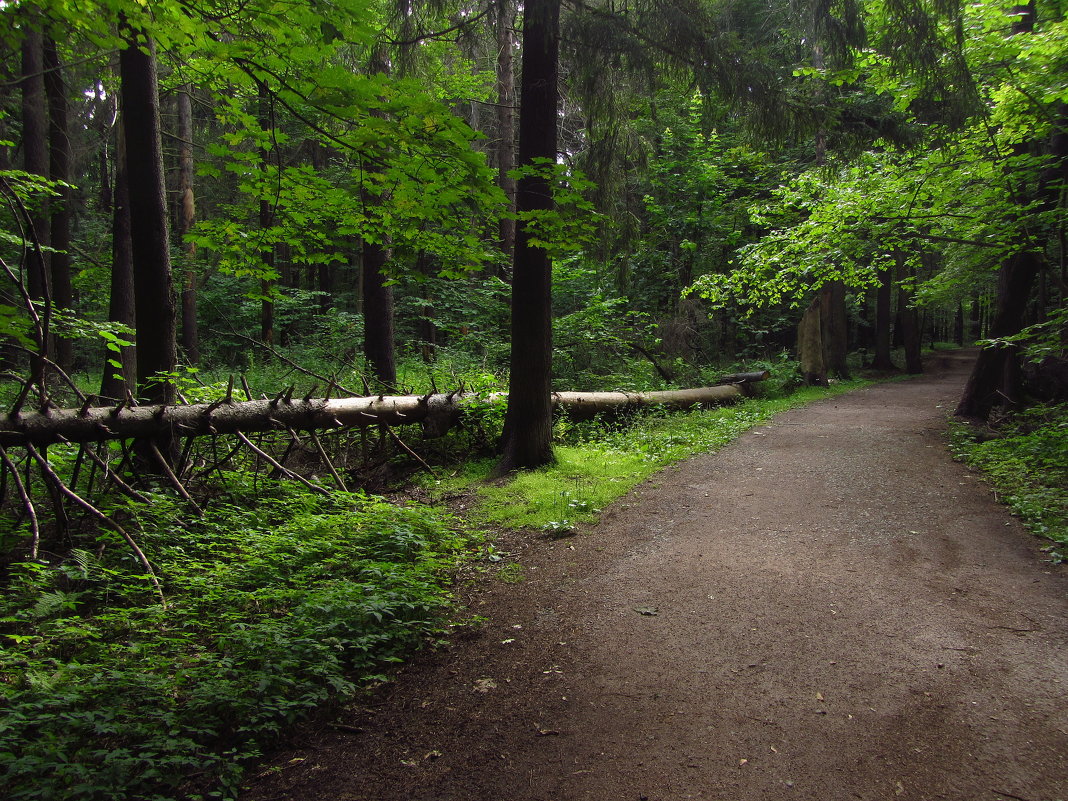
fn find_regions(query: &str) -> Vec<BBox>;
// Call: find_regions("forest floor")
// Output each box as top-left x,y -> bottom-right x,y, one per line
241,350 -> 1068,801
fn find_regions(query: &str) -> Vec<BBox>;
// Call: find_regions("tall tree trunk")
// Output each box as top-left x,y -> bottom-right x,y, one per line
362,47 -> 397,387
176,84 -> 199,364
495,0 -> 518,267
21,21 -> 50,387
43,37 -> 73,372
119,24 -> 176,407
362,241 -> 396,386
820,281 -> 850,378
101,121 -> 137,401
898,258 -> 922,374
494,0 -> 560,475
956,2 -> 1061,419
258,82 -> 275,347
871,264 -> 896,370
956,251 -> 1041,418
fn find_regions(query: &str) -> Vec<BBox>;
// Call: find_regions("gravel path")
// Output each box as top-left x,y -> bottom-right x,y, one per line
243,351 -> 1068,801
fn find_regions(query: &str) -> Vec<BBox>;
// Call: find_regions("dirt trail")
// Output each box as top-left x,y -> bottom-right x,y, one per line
244,351 -> 1068,801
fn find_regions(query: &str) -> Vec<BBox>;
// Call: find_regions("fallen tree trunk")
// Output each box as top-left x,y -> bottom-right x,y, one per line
0,379 -> 765,447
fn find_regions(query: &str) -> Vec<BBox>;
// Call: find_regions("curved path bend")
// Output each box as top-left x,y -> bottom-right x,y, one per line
245,351 -> 1068,801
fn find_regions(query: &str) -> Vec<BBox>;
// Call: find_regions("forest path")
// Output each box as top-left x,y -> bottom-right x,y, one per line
243,351 -> 1068,801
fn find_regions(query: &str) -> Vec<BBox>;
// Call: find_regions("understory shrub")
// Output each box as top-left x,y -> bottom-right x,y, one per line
0,479 -> 469,800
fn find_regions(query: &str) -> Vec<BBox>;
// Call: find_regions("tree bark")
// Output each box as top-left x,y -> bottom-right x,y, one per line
956,2 -> 1059,419
797,295 -> 827,386
871,265 -> 896,370
495,0 -> 518,266
100,118 -> 137,402
362,46 -> 397,387
494,0 -> 560,475
898,257 -> 922,374
0,382 -> 759,448
119,24 -> 176,406
258,81 -> 275,347
956,251 -> 1041,418
362,238 -> 396,385
176,84 -> 199,364
43,37 -> 73,372
20,21 -> 50,387
820,281 -> 850,378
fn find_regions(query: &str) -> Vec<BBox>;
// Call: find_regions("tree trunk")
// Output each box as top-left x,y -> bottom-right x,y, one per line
362,47 -> 397,387
494,0 -> 560,475
871,264 -> 896,370
495,0 -> 518,266
258,81 -> 275,347
956,2 -> 1058,419
43,37 -> 73,372
119,24 -> 176,406
820,280 -> 850,378
898,257 -> 922,374
0,381 -> 762,448
100,119 -> 137,402
797,295 -> 827,386
956,251 -> 1041,418
21,21 -> 50,387
176,84 -> 199,364
362,239 -> 396,386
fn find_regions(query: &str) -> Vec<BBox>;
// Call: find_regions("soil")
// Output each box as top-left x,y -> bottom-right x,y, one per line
241,350 -> 1068,801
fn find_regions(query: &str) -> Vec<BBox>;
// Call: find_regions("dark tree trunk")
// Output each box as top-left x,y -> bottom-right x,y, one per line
495,0 -> 518,267
176,85 -> 199,364
956,2 -> 1056,419
21,22 -> 50,386
43,37 -> 73,371
494,0 -> 559,475
871,264 -> 896,370
362,47 -> 397,387
954,303 -> 965,345
797,295 -> 827,386
820,280 -> 850,378
956,251 -> 1041,418
258,82 -> 275,347
362,239 -> 396,386
897,255 -> 922,374
101,121 -> 137,402
119,25 -> 176,406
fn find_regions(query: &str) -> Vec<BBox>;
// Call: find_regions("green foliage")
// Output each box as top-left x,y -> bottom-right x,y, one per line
949,403 -> 1068,561
0,480 -> 471,800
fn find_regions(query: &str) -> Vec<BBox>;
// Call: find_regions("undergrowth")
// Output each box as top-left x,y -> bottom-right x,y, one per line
0,478 -> 470,800
948,403 -> 1068,562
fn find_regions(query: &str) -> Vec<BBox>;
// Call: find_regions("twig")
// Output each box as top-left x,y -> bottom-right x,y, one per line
992,790 -> 1034,801
212,329 -> 360,396
234,431 -> 330,496
0,448 -> 39,559
147,441 -> 203,515
25,444 -> 165,607
379,423 -> 436,477
82,445 -> 149,503
309,429 -> 348,492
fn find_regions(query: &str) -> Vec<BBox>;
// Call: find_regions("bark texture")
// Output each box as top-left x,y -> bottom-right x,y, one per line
43,37 -> 72,371
495,0 -> 560,475
0,383 -> 756,447
119,25 -> 176,406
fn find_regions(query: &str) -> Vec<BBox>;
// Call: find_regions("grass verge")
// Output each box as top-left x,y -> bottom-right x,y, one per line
948,402 -> 1068,562
428,379 -> 872,535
